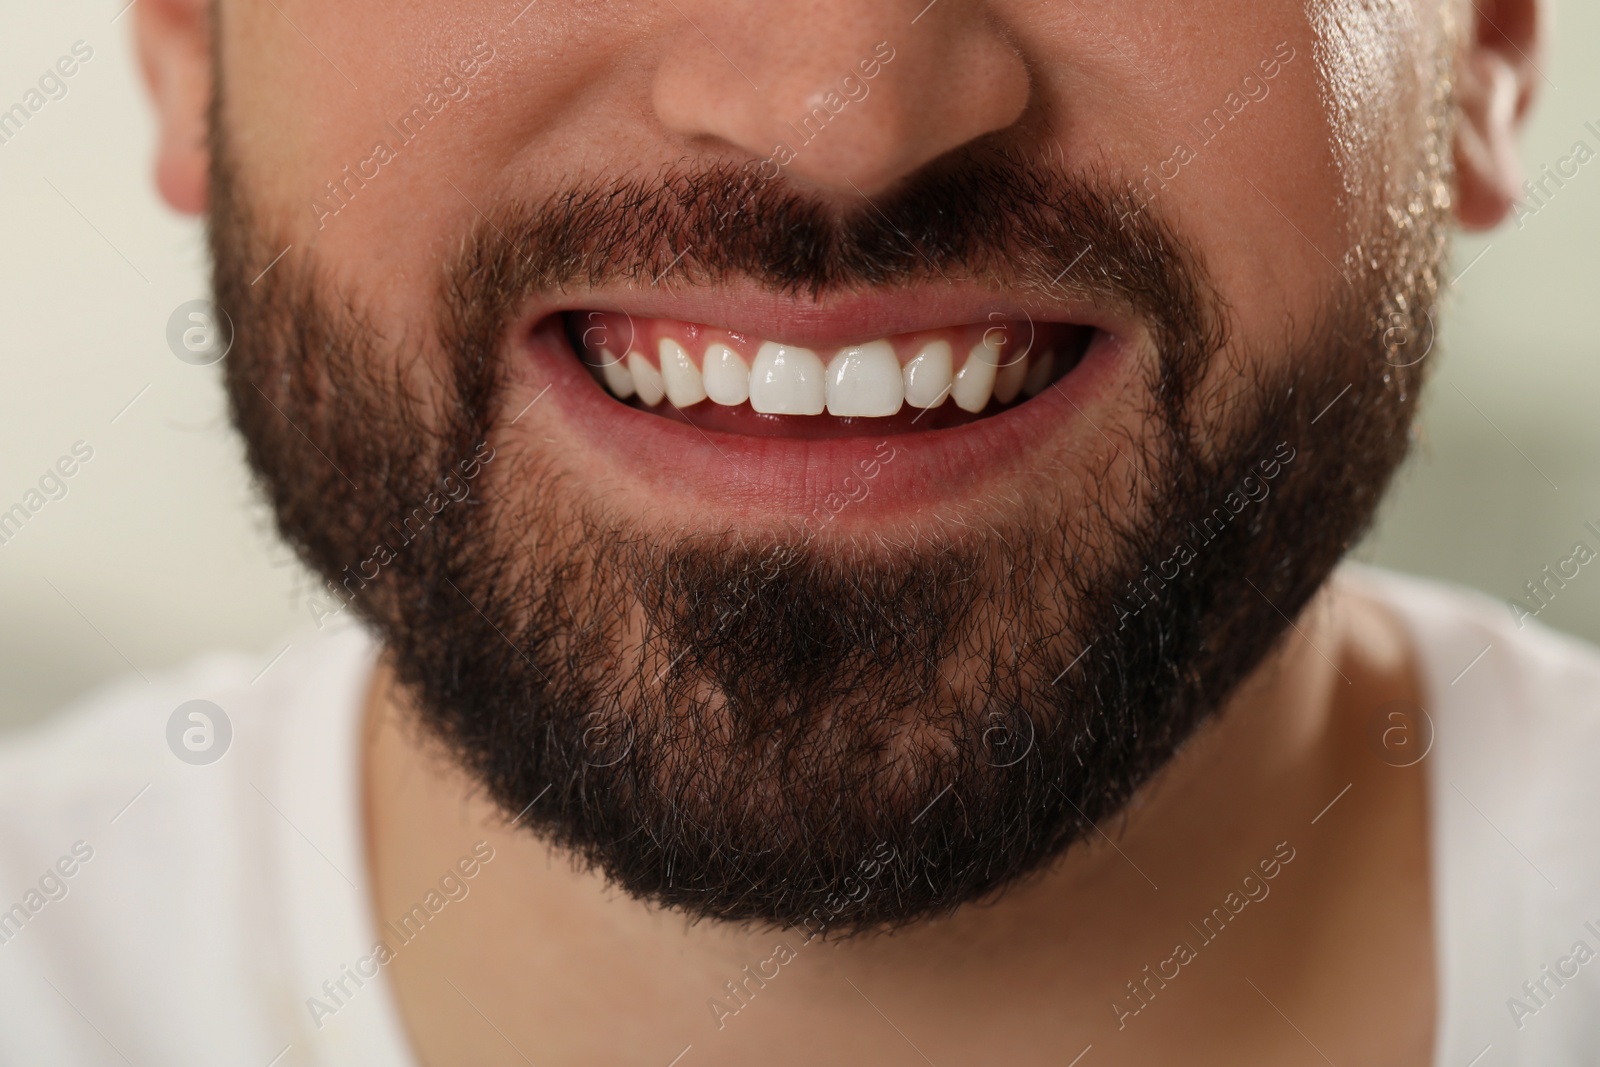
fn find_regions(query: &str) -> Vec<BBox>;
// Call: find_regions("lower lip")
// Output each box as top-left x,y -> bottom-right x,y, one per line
513,318 -> 1127,525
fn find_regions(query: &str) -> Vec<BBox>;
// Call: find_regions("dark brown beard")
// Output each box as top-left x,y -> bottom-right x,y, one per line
209,89 -> 1446,932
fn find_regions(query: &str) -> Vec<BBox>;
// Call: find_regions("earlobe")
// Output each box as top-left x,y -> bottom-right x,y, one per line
1452,0 -> 1540,231
1453,49 -> 1523,230
155,120 -> 207,214
134,0 -> 213,215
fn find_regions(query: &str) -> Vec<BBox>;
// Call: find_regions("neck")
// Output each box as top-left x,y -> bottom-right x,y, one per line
362,572 -> 1433,1066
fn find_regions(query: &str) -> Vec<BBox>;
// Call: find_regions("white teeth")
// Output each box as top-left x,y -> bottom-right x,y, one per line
826,341 -> 903,417
597,347 -> 636,399
902,340 -> 953,409
702,343 -> 750,406
749,342 -> 826,415
658,338 -> 707,408
597,332 -> 1057,415
1023,348 -> 1056,396
951,337 -> 1001,413
627,350 -> 666,406
992,350 -> 1029,405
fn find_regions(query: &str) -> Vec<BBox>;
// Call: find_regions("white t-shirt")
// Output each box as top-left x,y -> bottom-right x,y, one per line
0,566 -> 1596,1066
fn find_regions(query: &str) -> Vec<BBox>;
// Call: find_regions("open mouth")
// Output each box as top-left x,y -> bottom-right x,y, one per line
510,293 -> 1129,522
559,311 -> 1097,438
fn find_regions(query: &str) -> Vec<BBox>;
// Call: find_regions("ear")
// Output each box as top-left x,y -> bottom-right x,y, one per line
134,0 -> 212,215
1453,0 -> 1541,230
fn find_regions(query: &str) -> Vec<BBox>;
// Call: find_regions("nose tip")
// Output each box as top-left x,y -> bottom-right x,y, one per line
651,6 -> 1031,198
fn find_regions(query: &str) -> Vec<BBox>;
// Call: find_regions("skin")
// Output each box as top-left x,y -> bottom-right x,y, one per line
136,0 -> 1538,1061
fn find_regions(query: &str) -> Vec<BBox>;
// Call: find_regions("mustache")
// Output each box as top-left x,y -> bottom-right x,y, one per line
439,143 -> 1221,348
435,144 -> 1229,449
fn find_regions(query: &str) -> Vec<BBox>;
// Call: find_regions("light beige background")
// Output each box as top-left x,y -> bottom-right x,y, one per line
1,2 -> 1595,731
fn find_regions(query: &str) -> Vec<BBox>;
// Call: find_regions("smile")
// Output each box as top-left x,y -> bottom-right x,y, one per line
565,311 -> 1097,437
512,288 -> 1134,522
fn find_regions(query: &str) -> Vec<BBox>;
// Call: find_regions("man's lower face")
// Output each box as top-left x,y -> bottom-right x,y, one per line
213,27 -> 1449,933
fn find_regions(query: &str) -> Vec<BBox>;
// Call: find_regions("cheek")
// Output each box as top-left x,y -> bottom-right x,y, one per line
1307,0 -> 1432,205
221,0 -> 640,334
1021,1 -> 1356,340
1186,57 -> 1346,320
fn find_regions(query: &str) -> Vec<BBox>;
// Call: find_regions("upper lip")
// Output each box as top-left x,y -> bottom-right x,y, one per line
516,278 -> 1138,349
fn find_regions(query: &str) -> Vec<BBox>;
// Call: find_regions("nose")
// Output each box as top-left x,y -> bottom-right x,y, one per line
651,2 -> 1031,198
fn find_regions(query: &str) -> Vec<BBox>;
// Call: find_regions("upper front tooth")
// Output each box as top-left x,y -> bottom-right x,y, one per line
951,337 -> 1000,413
658,338 -> 707,408
826,341 -> 903,417
749,342 -> 825,415
702,343 -> 750,406
597,347 -> 636,399
993,349 -> 1029,404
628,350 -> 666,406
903,340 -> 953,409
